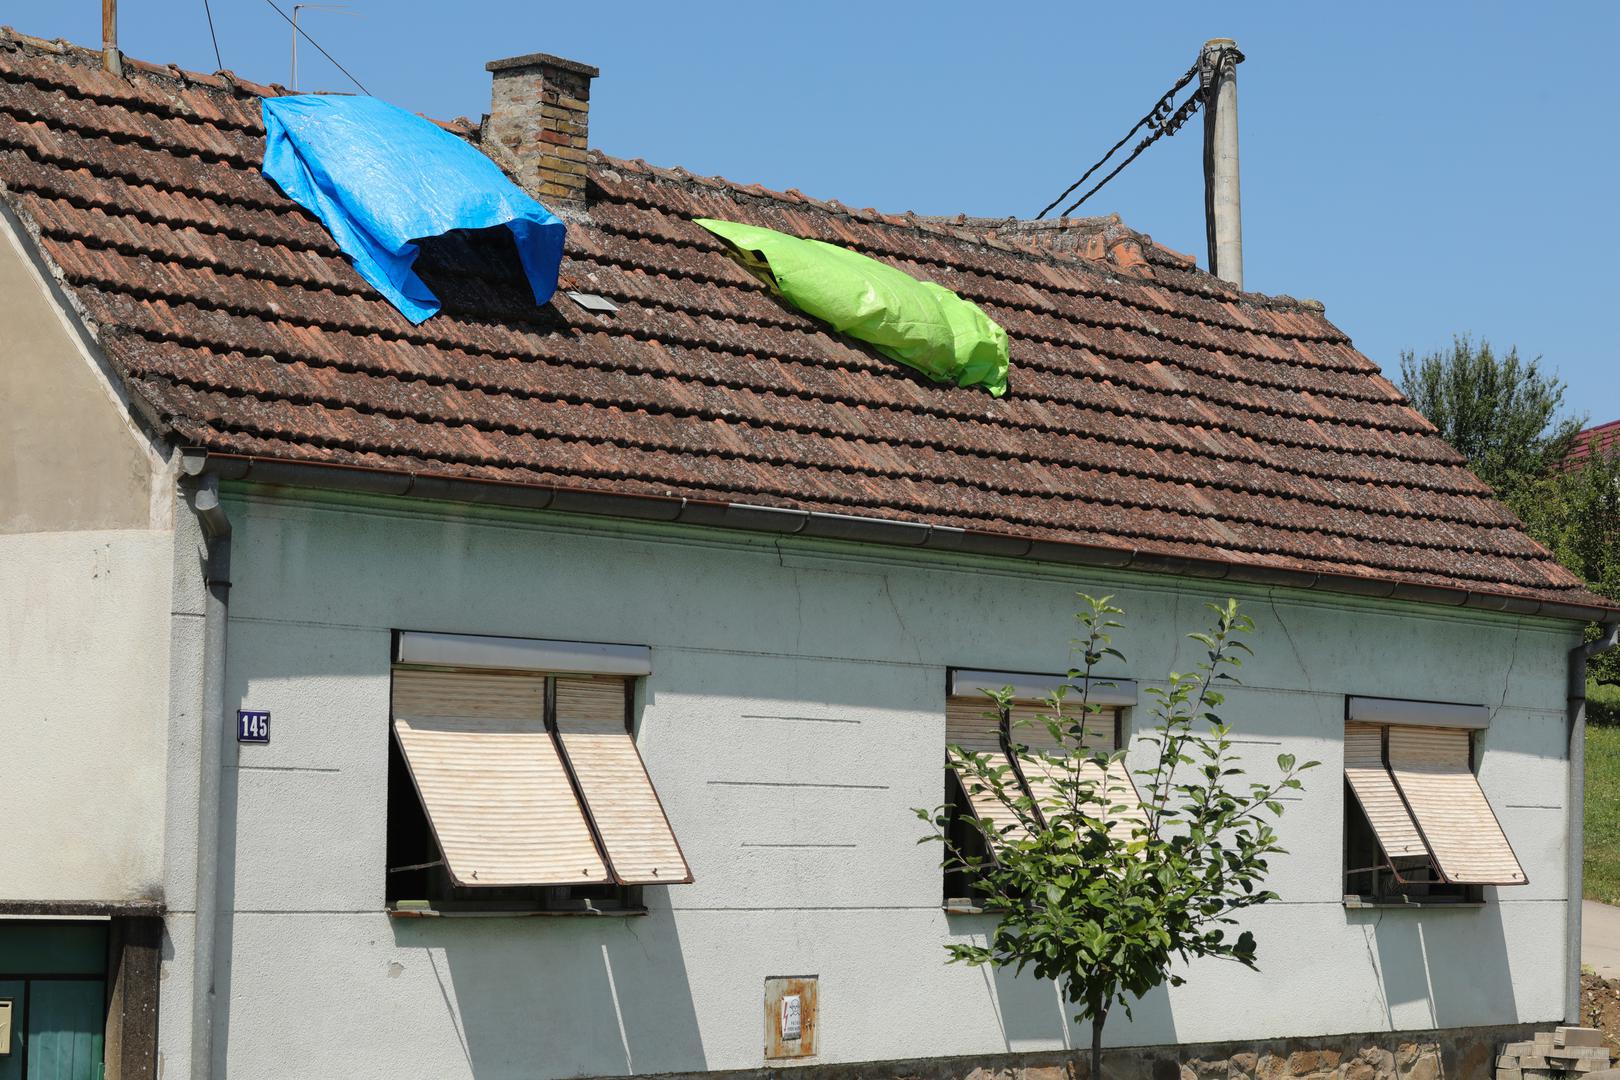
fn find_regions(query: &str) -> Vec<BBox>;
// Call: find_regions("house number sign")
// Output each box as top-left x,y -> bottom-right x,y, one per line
236,710 -> 271,744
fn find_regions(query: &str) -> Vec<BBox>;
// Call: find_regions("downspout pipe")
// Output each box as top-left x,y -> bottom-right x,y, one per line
188,472 -> 231,1079
1568,619 -> 1619,1023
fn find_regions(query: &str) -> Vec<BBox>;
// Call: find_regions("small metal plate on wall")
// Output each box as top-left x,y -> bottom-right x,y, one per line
236,709 -> 270,744
565,290 -> 620,314
763,975 -> 817,1060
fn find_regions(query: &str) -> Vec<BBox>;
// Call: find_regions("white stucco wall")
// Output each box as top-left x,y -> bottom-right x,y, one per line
0,207 -> 173,905
0,528 -> 172,902
177,489 -> 1579,1080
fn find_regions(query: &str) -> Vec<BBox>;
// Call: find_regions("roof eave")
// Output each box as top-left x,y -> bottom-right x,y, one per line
179,450 -> 1618,625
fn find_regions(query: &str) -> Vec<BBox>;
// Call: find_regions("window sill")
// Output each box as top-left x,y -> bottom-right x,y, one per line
1342,896 -> 1485,910
943,898 -> 993,915
388,901 -> 648,919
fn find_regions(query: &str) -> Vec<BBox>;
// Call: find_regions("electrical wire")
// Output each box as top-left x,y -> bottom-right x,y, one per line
1035,62 -> 1201,220
1054,90 -> 1202,218
201,0 -> 223,71
260,0 -> 371,95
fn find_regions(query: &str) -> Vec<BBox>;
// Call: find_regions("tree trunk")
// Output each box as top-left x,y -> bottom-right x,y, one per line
1090,1008 -> 1107,1080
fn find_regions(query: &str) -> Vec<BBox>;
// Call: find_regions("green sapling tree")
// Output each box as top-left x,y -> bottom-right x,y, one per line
918,595 -> 1317,1080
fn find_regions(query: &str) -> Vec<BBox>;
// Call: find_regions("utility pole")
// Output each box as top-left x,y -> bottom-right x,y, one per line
101,0 -> 121,75
1200,38 -> 1244,289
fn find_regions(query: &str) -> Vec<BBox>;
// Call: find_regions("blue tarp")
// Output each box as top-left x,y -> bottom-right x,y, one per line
261,95 -> 565,324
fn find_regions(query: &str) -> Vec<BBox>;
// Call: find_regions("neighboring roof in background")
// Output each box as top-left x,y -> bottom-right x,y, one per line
1568,420 -> 1620,468
0,29 -> 1610,617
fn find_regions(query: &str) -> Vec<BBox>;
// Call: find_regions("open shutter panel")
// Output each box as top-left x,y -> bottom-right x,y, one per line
945,698 -> 1028,845
390,668 -> 611,887
1098,756 -> 1148,842
1387,726 -> 1527,886
1006,704 -> 1145,840
1007,702 -> 1117,753
1342,722 -> 1428,862
554,675 -> 692,885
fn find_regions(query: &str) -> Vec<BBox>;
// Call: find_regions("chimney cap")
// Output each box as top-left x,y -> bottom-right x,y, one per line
486,52 -> 599,78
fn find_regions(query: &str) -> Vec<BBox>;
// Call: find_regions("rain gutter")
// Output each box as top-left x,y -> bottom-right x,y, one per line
179,448 -> 1620,625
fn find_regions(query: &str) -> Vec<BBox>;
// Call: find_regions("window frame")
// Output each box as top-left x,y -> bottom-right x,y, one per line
385,633 -> 683,917
942,766 -> 997,913
942,669 -> 1135,912
1341,710 -> 1489,907
387,669 -> 646,916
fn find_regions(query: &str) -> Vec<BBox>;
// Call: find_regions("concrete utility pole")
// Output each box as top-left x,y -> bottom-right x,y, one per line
101,0 -> 121,75
1200,38 -> 1244,289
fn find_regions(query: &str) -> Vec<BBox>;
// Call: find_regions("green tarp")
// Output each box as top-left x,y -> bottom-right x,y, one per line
695,218 -> 1009,397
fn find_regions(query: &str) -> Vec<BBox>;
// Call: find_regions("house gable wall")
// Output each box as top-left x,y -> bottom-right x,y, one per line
169,487 -> 1579,1080
0,210 -> 172,904
0,208 -> 160,535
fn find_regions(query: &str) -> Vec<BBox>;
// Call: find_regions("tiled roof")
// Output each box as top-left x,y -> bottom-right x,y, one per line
0,30 -> 1609,615
1567,420 -> 1620,468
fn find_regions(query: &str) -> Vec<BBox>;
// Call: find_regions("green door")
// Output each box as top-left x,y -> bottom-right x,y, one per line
0,925 -> 107,1080
24,983 -> 103,1080
0,980 -> 22,1080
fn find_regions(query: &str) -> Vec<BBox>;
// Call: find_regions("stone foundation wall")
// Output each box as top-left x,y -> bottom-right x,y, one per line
634,1024 -> 1543,1080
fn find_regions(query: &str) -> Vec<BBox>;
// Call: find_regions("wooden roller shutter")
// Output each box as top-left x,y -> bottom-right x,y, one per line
1342,721 -> 1428,861
554,675 -> 692,885
945,697 -> 1028,845
1006,701 -> 1117,754
390,668 -> 611,887
1387,726 -> 1527,886
1007,703 -> 1145,839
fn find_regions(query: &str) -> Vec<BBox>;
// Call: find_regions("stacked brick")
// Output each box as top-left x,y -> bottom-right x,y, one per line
484,52 -> 597,205
1497,1027 -> 1611,1080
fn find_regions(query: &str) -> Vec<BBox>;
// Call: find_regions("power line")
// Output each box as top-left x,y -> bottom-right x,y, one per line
1035,61 -> 1202,220
200,0 -> 223,71
260,0 -> 370,95
1053,86 -> 1202,219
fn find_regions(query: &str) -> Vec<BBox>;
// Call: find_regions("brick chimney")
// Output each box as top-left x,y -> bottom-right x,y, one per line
484,52 -> 599,208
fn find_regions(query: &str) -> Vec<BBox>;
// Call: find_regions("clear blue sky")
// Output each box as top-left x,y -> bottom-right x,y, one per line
29,1 -> 1620,424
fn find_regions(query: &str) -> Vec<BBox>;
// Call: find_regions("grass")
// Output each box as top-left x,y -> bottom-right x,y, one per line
1587,694 -> 1620,905
1593,681 -> 1620,726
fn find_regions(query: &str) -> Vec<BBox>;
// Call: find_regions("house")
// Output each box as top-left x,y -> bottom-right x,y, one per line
1567,421 -> 1620,469
1,26 -> 1615,1080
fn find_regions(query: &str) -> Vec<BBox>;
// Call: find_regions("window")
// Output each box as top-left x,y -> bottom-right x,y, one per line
942,695 -> 1026,910
386,631 -> 692,914
942,669 -> 1141,910
1341,696 -> 1525,905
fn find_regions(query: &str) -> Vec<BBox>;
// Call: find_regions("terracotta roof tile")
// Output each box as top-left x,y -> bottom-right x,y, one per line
1567,419 -> 1620,467
0,29 -> 1608,612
